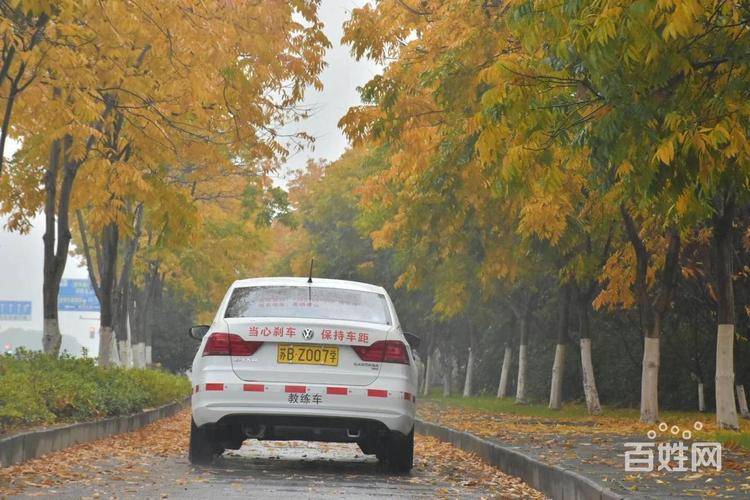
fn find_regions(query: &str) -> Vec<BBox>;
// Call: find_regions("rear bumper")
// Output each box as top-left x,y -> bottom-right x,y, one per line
191,377 -> 416,435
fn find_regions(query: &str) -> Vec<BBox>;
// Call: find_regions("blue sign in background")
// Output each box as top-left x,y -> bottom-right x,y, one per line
0,300 -> 32,321
58,279 -> 100,312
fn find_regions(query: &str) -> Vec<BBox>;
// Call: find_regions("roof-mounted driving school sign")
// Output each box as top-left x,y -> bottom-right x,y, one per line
0,301 -> 32,321
58,279 -> 100,312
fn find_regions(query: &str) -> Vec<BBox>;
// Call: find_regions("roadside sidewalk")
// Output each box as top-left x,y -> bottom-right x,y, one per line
418,400 -> 750,498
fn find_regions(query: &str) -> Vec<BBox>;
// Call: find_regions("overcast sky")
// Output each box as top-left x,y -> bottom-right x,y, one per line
0,0 -> 379,337
276,0 -> 381,185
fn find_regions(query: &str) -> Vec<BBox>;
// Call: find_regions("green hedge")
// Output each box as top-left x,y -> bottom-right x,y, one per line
0,350 -> 191,434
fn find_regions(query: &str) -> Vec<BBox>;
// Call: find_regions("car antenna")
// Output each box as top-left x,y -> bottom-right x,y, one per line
307,258 -> 314,284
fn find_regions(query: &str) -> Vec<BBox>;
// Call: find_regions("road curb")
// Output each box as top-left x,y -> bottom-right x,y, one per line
415,418 -> 623,500
0,397 -> 190,468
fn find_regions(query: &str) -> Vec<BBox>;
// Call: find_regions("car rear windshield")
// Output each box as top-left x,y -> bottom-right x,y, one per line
224,286 -> 392,325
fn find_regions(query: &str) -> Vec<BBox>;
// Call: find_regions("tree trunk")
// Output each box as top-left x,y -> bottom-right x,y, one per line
463,347 -> 474,397
131,284 -> 147,368
133,343 -> 146,368
580,339 -> 601,414
515,315 -> 529,404
698,383 -> 706,412
736,385 -> 750,419
41,139 -> 62,355
132,307 -> 145,369
118,310 -> 133,368
621,207 -> 680,424
98,327 -> 114,365
497,343 -> 512,398
115,297 -> 131,367
578,300 -> 601,415
422,350 -> 431,397
42,137 -> 77,356
713,197 -> 739,430
549,286 -> 570,410
451,355 -> 459,394
144,270 -> 163,366
442,351 -> 451,397
640,336 -> 660,424
97,223 -> 119,366
113,204 -> 144,369
549,344 -> 566,410
715,328 -> 738,424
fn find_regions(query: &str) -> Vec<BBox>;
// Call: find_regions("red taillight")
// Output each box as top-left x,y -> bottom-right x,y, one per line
202,333 -> 262,357
353,340 -> 409,364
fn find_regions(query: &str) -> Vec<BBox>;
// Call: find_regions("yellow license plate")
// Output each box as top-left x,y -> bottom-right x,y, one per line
277,344 -> 339,366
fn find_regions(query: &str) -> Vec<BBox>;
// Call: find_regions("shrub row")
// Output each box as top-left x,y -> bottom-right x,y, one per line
0,350 -> 191,434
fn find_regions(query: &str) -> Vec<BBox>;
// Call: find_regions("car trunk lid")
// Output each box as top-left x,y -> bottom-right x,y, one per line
226,317 -> 392,385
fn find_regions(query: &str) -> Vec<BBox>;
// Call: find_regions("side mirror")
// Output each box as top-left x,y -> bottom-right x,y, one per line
189,325 -> 210,340
403,332 -> 421,349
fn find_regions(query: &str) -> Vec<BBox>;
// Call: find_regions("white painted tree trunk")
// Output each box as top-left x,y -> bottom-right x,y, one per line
125,311 -> 134,368
463,347 -> 474,397
442,352 -> 451,397
98,326 -> 115,366
640,336 -> 660,423
42,318 -> 62,356
698,383 -> 706,412
451,356 -> 459,393
118,340 -> 132,369
132,342 -> 146,369
111,333 -> 122,366
716,324 -> 739,429
580,339 -> 602,415
736,385 -> 749,419
515,344 -> 527,404
145,345 -> 152,366
548,344 -> 566,410
414,354 -> 424,394
422,351 -> 431,397
497,346 -> 512,398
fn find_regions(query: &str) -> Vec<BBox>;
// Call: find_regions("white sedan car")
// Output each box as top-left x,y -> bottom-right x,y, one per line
189,277 -> 419,472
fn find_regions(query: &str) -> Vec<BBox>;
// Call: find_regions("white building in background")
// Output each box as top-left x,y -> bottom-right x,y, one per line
0,214 -> 100,357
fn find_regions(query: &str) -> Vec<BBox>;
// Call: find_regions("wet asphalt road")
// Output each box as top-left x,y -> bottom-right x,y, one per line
4,409 -> 543,499
11,440 -> 498,499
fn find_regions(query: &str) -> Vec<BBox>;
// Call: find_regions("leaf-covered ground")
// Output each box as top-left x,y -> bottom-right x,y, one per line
1,408 -> 545,498
419,398 -> 750,497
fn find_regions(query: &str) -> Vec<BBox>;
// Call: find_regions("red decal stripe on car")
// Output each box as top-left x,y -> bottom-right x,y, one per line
367,389 -> 388,398
403,392 -> 412,400
205,383 -> 224,391
327,386 -> 348,395
243,384 -> 264,392
285,385 -> 306,393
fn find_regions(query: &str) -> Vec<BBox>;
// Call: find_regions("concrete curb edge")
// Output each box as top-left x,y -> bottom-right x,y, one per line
415,418 -> 623,500
0,397 -> 190,468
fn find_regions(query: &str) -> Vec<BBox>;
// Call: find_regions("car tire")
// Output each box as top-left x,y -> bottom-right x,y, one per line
385,429 -> 414,473
189,418 -> 216,465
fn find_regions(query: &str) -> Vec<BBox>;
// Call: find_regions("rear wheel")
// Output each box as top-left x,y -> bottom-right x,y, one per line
382,429 -> 414,473
189,418 -> 217,465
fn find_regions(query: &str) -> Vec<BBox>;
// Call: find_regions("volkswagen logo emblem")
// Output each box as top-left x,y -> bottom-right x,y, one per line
301,328 -> 314,340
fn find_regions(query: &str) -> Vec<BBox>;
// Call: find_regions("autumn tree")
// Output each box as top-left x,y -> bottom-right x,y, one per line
338,0 -> 750,428
497,0 -> 750,428
0,1 -> 329,362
